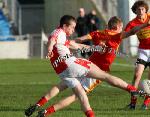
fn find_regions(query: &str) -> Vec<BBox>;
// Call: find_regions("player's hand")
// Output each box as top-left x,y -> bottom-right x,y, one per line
46,51 -> 53,59
91,19 -> 95,24
99,41 -> 106,47
98,42 -> 108,54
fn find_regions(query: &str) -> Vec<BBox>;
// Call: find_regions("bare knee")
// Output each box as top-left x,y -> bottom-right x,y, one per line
57,83 -> 68,91
45,83 -> 68,100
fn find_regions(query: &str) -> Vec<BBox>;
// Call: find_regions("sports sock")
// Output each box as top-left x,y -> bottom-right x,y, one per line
130,95 -> 137,105
126,84 -> 137,92
45,105 -> 55,116
144,96 -> 150,106
126,85 -> 138,106
85,110 -> 95,117
36,97 -> 48,107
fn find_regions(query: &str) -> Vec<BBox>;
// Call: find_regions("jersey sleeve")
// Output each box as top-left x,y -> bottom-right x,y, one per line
88,31 -> 99,40
124,22 -> 134,32
48,32 -> 58,42
89,31 -> 105,41
49,30 -> 66,43
115,33 -> 122,43
147,13 -> 150,17
48,35 -> 57,42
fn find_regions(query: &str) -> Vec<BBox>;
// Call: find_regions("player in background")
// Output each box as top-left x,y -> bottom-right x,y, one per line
124,0 -> 150,109
25,16 -> 150,117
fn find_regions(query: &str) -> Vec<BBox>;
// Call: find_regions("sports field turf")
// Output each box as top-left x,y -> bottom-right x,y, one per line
0,58 -> 150,117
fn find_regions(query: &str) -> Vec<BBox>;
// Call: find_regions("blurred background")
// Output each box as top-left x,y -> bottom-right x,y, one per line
1,1 -> 150,117
0,0 -> 150,59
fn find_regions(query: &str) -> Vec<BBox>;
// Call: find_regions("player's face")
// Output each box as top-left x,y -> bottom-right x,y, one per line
64,21 -> 76,36
136,6 -> 146,17
117,22 -> 123,33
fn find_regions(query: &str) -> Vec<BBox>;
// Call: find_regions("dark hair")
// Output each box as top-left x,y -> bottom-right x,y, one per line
108,16 -> 122,30
60,15 -> 76,27
131,1 -> 149,14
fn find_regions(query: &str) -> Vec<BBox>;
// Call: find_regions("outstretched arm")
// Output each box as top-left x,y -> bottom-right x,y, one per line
121,20 -> 150,39
75,34 -> 91,43
69,40 -> 90,50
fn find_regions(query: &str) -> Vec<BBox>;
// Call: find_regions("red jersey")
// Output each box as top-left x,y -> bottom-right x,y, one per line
125,13 -> 150,49
88,30 -> 122,71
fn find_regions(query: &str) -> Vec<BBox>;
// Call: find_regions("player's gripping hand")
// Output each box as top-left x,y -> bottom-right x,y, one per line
99,41 -> 106,47
46,51 -> 53,59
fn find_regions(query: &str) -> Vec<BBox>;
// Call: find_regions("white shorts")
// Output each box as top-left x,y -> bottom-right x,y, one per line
138,49 -> 150,62
59,58 -> 92,88
61,77 -> 100,92
79,77 -> 101,93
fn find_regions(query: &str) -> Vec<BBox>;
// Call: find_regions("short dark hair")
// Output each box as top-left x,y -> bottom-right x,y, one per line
108,16 -> 122,30
60,15 -> 76,27
131,1 -> 149,14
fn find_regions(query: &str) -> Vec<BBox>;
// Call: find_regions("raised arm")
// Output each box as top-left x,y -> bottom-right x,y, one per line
121,20 -> 150,39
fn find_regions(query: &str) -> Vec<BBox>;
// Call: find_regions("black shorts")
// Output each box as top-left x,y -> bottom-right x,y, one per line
135,58 -> 150,69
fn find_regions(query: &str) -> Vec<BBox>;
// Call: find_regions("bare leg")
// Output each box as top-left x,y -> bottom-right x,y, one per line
132,64 -> 145,88
35,81 -> 68,107
24,81 -> 68,116
130,64 -> 144,109
54,94 -> 77,111
141,67 -> 150,109
41,94 -> 77,116
43,81 -> 94,117
72,81 -> 91,112
87,63 -> 138,110
148,68 -> 150,80
87,63 -> 129,90
45,81 -> 68,100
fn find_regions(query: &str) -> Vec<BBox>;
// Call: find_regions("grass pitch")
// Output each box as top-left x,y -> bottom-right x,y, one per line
0,58 -> 150,117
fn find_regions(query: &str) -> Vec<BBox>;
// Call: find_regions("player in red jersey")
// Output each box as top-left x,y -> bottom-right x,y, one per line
25,16 -> 150,117
124,1 -> 150,109
77,17 -> 125,72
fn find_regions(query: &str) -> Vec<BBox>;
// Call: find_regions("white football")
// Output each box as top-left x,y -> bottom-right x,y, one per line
140,80 -> 150,95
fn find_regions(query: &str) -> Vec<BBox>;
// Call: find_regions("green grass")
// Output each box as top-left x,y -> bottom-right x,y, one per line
0,58 -> 149,117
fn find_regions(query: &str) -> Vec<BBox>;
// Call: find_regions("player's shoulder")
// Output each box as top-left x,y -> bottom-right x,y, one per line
51,28 -> 65,37
49,28 -> 66,41
97,30 -> 105,33
89,30 -> 102,35
128,18 -> 137,25
125,18 -> 137,31
91,30 -> 105,35
147,13 -> 150,18
51,28 -> 63,34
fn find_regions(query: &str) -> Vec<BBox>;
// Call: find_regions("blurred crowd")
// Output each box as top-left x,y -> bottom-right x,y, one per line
0,1 -> 16,41
76,8 -> 100,58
